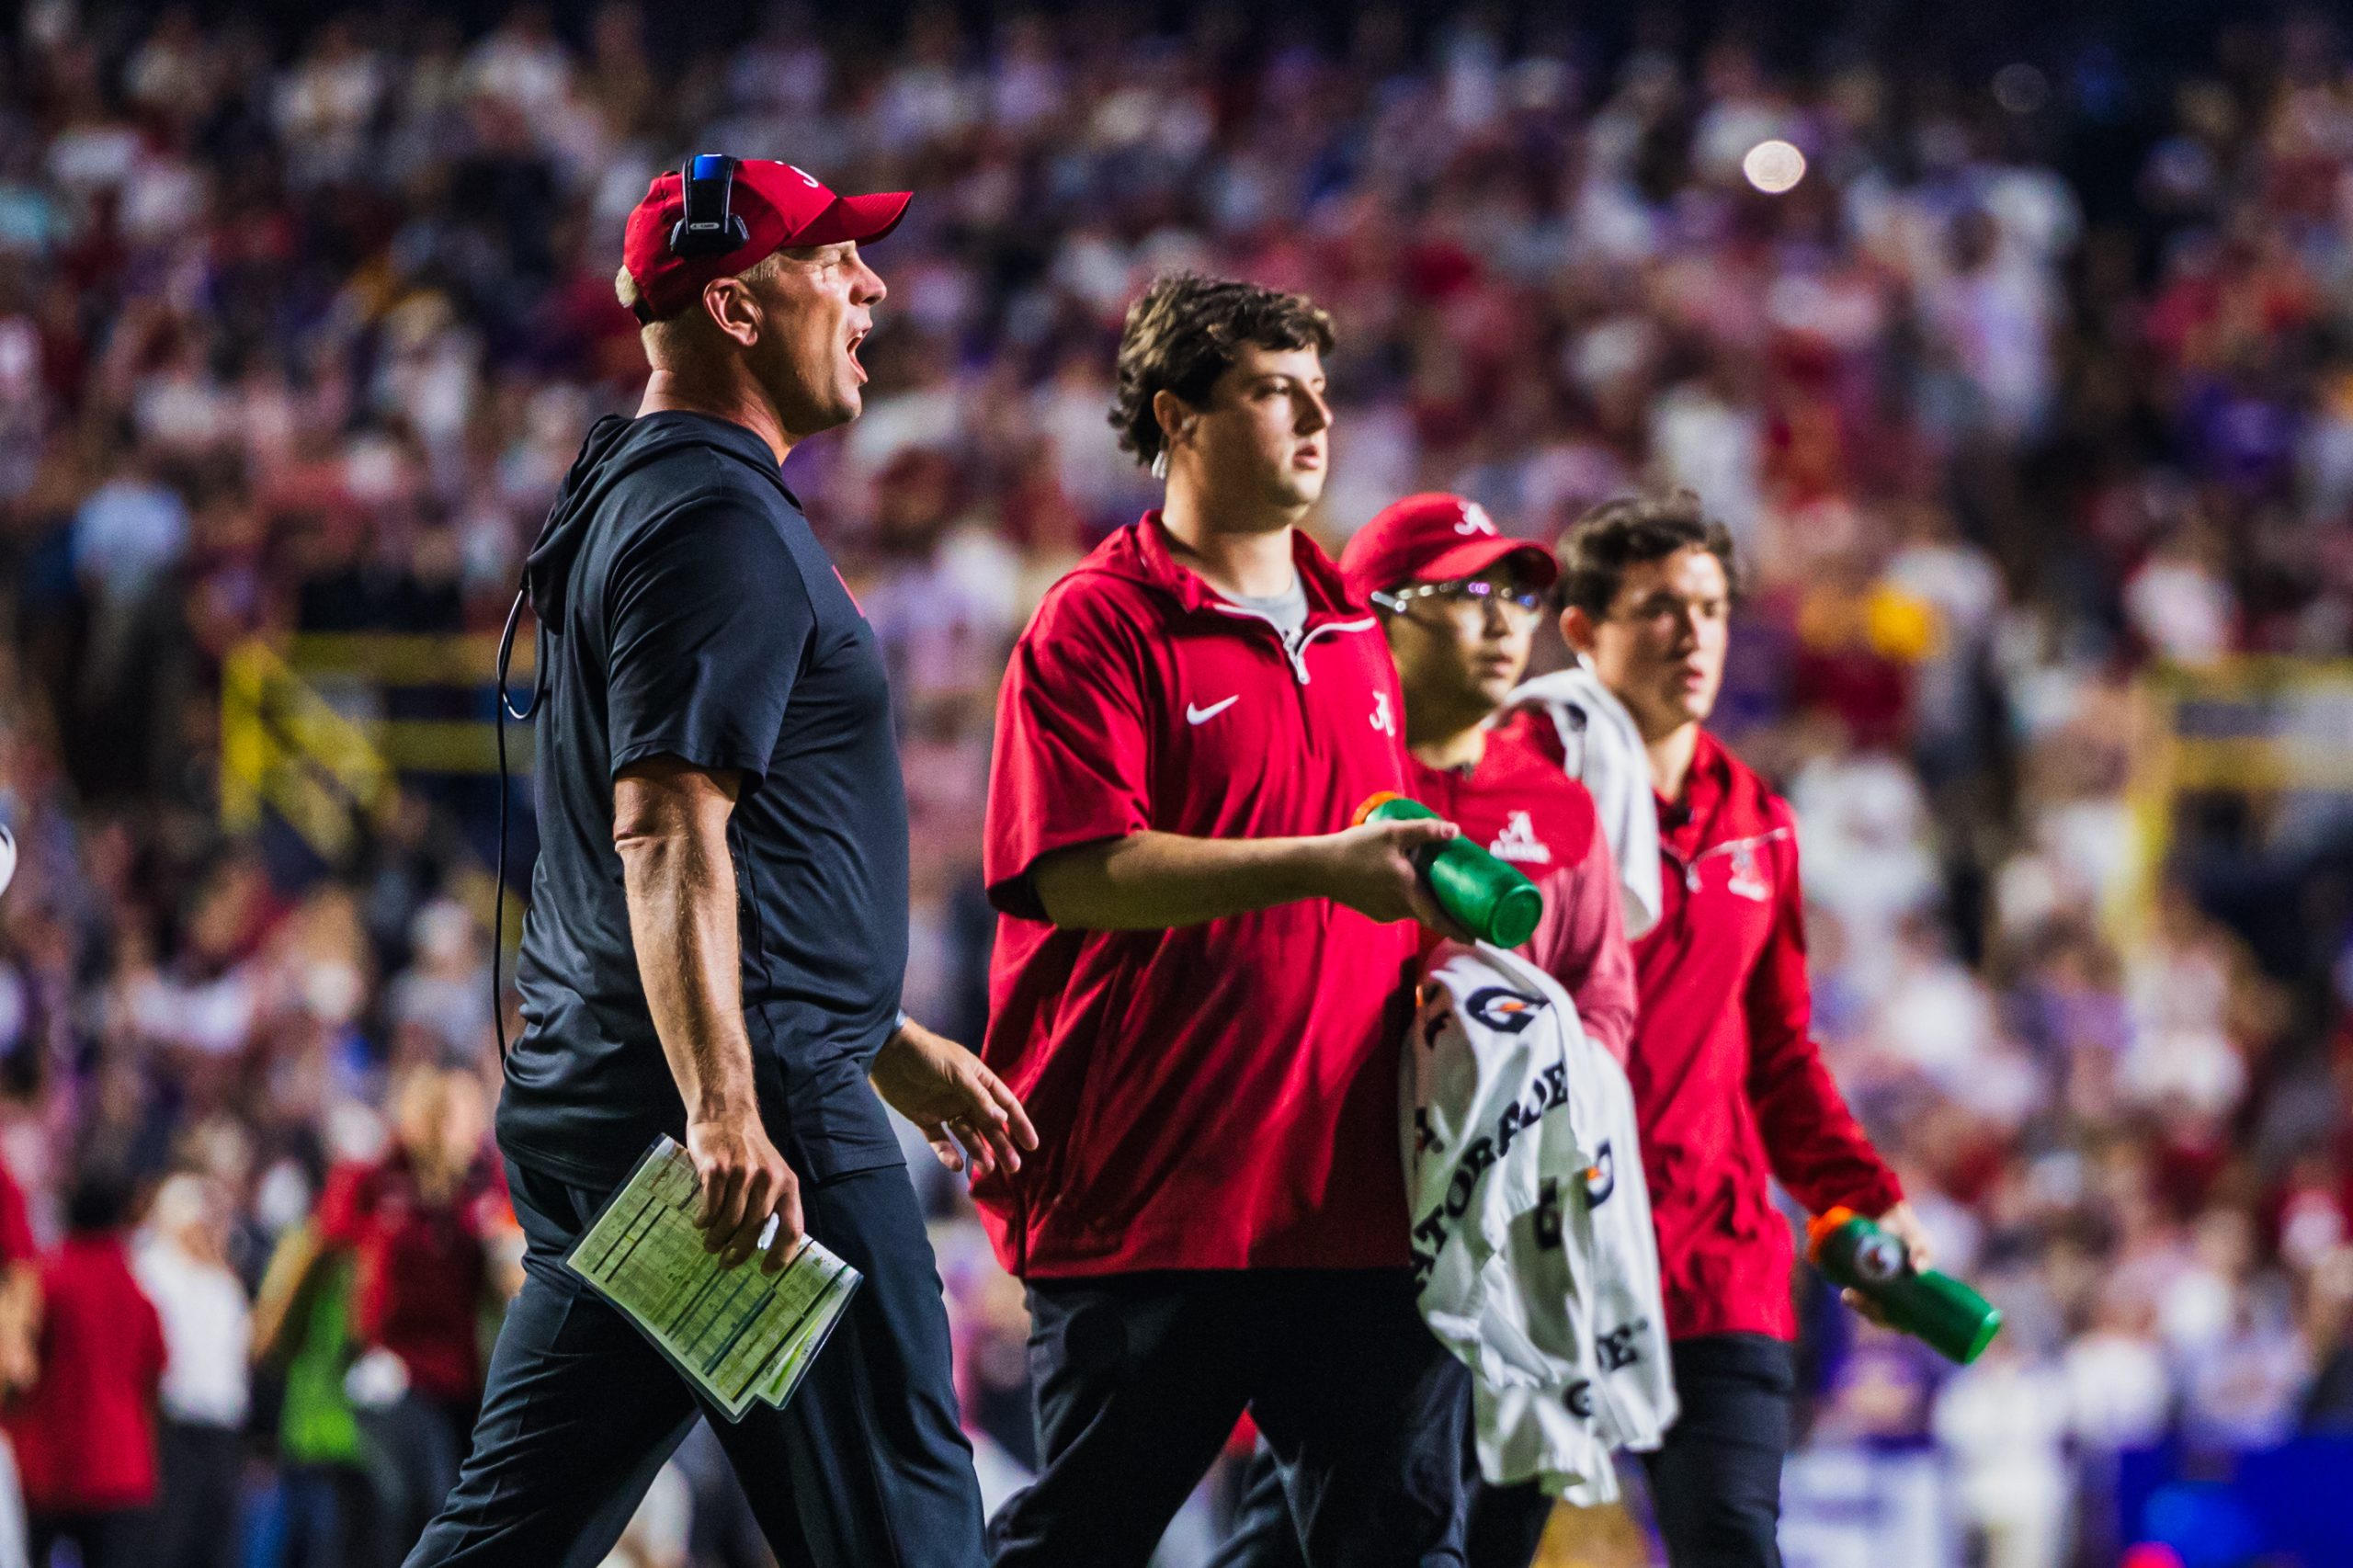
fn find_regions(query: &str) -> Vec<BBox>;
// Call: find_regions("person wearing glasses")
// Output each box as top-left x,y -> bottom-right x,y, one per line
1344,493 -> 1638,1071
1210,492 -> 1640,1568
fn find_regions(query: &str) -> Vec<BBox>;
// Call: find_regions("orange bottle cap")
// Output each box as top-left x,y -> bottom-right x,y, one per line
1805,1206 -> 1859,1263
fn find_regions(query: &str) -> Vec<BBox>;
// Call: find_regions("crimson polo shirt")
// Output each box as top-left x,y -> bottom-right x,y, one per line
317,1150 -> 504,1402
1404,730 -> 1638,1065
4,1234 -> 165,1514
978,513 -> 1420,1278
1496,715 -> 1904,1341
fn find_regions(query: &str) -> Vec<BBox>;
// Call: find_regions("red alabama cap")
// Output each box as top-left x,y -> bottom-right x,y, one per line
621,158 -> 910,323
1340,494 -> 1558,605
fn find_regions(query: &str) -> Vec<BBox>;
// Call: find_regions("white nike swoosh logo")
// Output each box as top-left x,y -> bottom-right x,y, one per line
1187,696 -> 1239,725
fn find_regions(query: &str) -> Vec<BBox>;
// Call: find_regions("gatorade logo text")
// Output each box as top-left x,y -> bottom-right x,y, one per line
1597,1318 -> 1648,1372
1534,1177 -> 1563,1251
1407,1053 -> 1571,1285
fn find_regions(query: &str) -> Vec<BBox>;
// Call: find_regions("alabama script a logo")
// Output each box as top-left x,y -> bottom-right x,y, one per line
1488,810 -> 1553,866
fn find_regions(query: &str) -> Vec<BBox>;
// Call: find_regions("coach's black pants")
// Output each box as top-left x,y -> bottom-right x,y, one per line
403,1157 -> 984,1568
1211,1331 -> 1794,1568
984,1270 -> 1468,1568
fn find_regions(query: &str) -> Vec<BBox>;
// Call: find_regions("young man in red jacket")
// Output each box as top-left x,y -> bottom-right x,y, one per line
1211,491 -> 1642,1568
978,276 -> 1469,1568
1504,492 -> 1930,1566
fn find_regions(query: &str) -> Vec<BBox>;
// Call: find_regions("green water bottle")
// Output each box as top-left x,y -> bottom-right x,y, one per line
1807,1207 -> 2003,1364
1353,792 -> 1545,949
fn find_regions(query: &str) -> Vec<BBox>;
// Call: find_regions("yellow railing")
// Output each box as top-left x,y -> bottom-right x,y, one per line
220,632 -> 536,858
2124,656 -> 2353,942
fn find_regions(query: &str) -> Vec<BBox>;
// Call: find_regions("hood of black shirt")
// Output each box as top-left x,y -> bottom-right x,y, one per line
523,411 -> 786,636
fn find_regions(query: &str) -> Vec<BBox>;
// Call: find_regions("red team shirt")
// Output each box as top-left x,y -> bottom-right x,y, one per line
317,1150 -> 506,1402
0,1159 -> 29,1269
5,1233 -> 166,1514
1404,732 -> 1638,1063
979,515 -> 1420,1278
0,1162 -> 168,1517
1500,712 -> 1904,1341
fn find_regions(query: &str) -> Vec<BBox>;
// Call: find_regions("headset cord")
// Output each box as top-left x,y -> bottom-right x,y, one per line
493,584 -> 544,1061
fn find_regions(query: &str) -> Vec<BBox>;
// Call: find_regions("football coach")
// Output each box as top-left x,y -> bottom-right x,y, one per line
404,156 -> 1033,1568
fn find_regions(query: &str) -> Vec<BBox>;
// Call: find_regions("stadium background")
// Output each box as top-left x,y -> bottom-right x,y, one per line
3,0 -> 2353,1563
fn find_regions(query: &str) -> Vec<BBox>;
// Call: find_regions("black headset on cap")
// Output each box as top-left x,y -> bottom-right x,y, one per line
671,153 -> 749,257
622,153 -> 750,323
492,152 -> 752,1056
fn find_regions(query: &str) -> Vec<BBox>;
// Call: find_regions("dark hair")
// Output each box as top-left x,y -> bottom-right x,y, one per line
1556,490 -> 1741,617
64,1163 -> 137,1233
1109,273 -> 1336,469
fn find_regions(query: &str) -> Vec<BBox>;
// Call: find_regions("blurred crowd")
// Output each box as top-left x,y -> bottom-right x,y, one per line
2,2 -> 2353,1565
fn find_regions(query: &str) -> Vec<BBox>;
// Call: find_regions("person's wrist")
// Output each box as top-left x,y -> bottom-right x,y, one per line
688,1085 -> 756,1127
1290,833 -> 1352,903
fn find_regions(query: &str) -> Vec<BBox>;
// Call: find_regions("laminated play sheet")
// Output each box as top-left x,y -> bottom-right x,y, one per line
566,1135 -> 861,1420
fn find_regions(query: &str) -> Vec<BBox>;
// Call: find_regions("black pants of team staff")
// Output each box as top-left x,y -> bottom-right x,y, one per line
984,1269 -> 1471,1568
28,1510 -> 150,1568
401,1156 -> 985,1568
1211,1333 -> 1795,1568
153,1419 -> 246,1568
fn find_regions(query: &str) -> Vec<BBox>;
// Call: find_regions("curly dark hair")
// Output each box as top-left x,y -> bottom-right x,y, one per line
1108,273 -> 1336,470
1556,490 -> 1742,617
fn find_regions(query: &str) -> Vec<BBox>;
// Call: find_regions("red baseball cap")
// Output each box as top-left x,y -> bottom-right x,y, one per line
621,157 -> 910,323
1339,493 -> 1559,605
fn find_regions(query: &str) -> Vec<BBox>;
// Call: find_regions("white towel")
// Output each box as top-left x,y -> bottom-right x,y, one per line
1502,665 -> 1661,938
1405,942 -> 1677,1504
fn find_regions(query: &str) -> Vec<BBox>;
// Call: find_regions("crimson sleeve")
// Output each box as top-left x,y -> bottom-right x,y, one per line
313,1162 -> 371,1250
983,587 -> 1154,921
468,1159 -> 517,1238
1743,813 -> 1904,1219
0,1162 -> 32,1266
1528,828 -> 1639,1066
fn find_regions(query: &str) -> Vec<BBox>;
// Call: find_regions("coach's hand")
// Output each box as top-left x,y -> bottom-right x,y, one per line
687,1109 -> 804,1273
1316,818 -> 1470,937
872,1018 -> 1039,1178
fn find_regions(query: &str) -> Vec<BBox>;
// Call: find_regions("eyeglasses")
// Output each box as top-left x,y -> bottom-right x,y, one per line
1370,578 -> 1549,622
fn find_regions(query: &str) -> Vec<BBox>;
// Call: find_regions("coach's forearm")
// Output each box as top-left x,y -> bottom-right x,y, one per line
1029,830 -> 1336,929
616,772 -> 759,1121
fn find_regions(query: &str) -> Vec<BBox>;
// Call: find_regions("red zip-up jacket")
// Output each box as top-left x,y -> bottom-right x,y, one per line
1498,715 -> 1903,1341
978,514 -> 1421,1278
